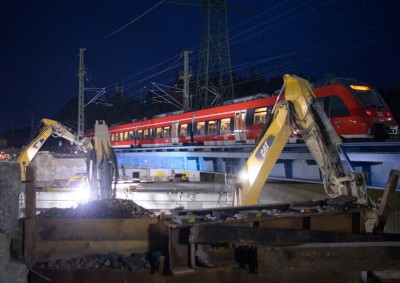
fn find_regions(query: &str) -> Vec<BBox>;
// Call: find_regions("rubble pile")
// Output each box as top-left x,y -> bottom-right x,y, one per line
37,199 -> 156,218
34,252 -> 152,271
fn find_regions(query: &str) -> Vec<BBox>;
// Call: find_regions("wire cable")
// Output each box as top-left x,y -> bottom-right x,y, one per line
86,0 -> 167,49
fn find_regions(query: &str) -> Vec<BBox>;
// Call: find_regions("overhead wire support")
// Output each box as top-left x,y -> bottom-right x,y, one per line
182,50 -> 192,110
84,87 -> 110,107
150,82 -> 184,109
78,48 -> 86,137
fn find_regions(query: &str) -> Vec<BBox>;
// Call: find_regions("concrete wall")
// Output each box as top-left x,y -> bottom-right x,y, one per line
0,162 -> 28,282
32,152 -> 209,184
32,151 -> 86,183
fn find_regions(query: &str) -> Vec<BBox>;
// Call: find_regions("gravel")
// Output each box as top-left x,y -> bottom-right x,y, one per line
37,198 -> 156,218
33,252 -> 155,271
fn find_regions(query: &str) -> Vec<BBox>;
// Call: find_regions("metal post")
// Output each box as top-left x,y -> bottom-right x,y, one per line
78,48 -> 86,137
183,50 -> 191,109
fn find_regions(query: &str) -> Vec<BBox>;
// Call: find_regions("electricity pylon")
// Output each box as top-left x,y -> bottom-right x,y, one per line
196,0 -> 234,107
170,0 -> 251,107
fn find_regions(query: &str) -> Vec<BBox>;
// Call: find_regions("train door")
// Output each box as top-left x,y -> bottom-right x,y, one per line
133,128 -> 137,146
172,121 -> 179,145
234,110 -> 246,142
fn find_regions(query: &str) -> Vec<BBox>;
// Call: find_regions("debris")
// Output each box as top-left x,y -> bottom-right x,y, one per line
195,245 -> 216,268
37,198 -> 156,218
33,252 -> 151,270
326,195 -> 358,211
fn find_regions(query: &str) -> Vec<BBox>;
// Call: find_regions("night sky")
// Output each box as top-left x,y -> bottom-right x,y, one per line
1,0 -> 399,133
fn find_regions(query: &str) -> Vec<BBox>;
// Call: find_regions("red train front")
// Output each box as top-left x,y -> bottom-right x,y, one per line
312,78 -> 398,141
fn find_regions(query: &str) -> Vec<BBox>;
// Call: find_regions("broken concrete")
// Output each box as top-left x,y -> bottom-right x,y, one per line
32,151 -> 86,184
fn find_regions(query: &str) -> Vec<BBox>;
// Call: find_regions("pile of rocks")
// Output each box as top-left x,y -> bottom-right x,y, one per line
34,252 -> 151,271
37,198 -> 156,218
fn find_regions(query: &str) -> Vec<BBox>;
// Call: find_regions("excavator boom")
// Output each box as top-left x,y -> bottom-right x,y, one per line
16,118 -> 93,182
236,74 -> 368,206
16,118 -> 118,201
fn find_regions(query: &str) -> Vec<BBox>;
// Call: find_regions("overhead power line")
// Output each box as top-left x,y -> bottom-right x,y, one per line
86,0 -> 167,49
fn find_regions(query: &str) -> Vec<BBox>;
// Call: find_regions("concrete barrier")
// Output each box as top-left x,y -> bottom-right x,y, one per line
0,162 -> 28,283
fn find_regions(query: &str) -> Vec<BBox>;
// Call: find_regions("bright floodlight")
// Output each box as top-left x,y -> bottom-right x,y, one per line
74,183 -> 90,204
239,171 -> 249,182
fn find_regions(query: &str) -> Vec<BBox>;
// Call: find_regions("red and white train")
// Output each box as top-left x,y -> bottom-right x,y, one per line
89,78 -> 399,148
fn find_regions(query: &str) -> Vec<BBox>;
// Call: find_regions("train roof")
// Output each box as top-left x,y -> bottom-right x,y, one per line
153,109 -> 185,118
222,93 -> 271,105
150,94 -> 272,119
311,77 -> 371,88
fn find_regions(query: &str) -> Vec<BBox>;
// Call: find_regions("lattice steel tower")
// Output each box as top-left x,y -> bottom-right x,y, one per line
196,0 -> 234,107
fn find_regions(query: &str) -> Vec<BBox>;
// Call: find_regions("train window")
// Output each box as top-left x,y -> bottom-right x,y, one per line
137,130 -> 143,140
111,133 -> 115,142
156,128 -> 162,138
208,120 -> 217,135
129,131 -> 134,140
163,126 -> 171,138
197,121 -> 205,135
123,132 -> 129,141
118,133 -> 123,141
220,118 -> 230,134
235,112 -> 245,131
180,124 -> 187,137
143,129 -> 149,139
353,88 -> 385,108
254,107 -> 267,124
319,95 -> 350,117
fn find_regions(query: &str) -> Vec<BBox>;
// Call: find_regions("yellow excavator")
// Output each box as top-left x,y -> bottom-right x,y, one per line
16,118 -> 118,200
235,74 -> 370,206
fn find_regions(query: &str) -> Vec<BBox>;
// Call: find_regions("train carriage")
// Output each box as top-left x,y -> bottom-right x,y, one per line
87,78 -> 398,147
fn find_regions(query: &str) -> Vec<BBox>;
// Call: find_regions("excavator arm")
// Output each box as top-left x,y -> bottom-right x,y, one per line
17,118 -> 93,182
235,74 -> 369,206
17,118 -> 118,200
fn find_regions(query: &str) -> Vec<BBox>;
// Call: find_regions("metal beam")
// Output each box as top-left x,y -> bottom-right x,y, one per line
115,142 -> 400,189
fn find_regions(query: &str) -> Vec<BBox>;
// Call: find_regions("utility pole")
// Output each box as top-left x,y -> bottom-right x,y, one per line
78,48 -> 86,137
182,50 -> 192,110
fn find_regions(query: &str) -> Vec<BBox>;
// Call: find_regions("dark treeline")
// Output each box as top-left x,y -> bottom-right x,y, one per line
2,73 -> 399,148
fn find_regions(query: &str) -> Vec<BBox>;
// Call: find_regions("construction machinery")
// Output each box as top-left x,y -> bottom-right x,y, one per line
234,74 -> 369,206
19,77 -> 400,282
16,118 -> 118,200
42,174 -> 87,192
